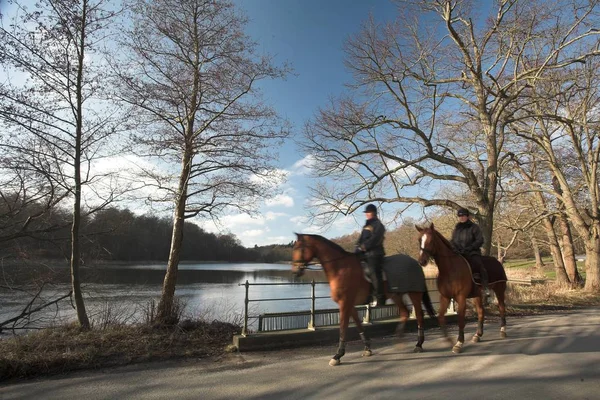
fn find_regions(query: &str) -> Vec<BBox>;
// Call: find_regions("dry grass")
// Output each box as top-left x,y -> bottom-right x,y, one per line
0,319 -> 240,382
506,281 -> 600,309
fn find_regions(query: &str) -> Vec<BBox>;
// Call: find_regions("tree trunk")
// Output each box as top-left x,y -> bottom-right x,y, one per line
584,224 -> 600,292
557,215 -> 581,286
531,236 -> 545,269
156,150 -> 192,324
541,216 -> 570,284
552,177 -> 581,286
477,206 -> 494,256
71,0 -> 90,330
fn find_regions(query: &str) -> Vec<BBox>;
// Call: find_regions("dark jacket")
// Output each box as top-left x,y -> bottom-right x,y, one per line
357,218 -> 386,256
451,220 -> 484,256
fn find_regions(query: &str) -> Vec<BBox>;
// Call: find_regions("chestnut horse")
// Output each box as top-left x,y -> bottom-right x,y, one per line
416,224 -> 508,353
291,233 -> 436,366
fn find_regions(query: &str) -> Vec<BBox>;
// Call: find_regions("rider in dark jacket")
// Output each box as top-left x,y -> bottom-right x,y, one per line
451,208 -> 489,294
355,203 -> 386,306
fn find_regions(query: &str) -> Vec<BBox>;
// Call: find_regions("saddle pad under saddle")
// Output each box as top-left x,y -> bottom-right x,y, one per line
370,254 -> 427,293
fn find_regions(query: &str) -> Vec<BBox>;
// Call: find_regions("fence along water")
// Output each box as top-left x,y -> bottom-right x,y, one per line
239,278 -> 453,336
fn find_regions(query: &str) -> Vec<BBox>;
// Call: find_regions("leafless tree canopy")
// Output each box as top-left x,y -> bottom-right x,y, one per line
0,0 -> 125,328
111,0 -> 289,323
114,0 -> 289,219
301,0 -> 600,256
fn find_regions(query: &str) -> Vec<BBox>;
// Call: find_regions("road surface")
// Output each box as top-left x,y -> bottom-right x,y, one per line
2,308 -> 599,399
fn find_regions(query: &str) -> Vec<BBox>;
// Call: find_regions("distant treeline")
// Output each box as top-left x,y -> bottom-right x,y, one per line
1,206 -> 293,263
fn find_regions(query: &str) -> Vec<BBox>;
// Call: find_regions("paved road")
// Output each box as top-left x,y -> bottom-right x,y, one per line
2,308 -> 600,400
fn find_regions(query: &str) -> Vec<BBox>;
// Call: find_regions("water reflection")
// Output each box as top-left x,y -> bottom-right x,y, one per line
0,263 -> 439,333
0,263 -> 333,332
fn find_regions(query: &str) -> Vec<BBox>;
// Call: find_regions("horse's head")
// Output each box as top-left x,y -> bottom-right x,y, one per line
291,233 -> 316,277
415,223 -> 436,266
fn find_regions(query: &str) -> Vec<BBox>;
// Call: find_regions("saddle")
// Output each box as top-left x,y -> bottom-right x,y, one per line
361,254 -> 426,293
460,255 -> 508,298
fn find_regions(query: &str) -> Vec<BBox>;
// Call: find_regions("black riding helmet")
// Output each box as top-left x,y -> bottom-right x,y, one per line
364,204 -> 377,214
457,208 -> 470,217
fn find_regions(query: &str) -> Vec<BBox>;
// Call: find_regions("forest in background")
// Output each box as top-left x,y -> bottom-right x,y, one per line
0,204 -> 293,264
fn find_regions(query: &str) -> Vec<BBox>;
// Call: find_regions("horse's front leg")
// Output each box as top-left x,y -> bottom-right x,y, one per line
471,295 -> 485,343
437,295 -> 453,347
330,303 -> 350,366
351,307 -> 372,357
453,296 -> 467,354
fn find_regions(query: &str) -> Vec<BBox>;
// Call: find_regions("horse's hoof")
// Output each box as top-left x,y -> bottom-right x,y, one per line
452,342 -> 463,354
329,358 -> 341,366
413,346 -> 423,353
362,349 -> 372,357
472,334 -> 481,343
500,331 -> 507,339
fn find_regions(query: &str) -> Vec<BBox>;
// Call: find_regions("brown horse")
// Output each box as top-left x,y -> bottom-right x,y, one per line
291,233 -> 436,366
416,224 -> 508,353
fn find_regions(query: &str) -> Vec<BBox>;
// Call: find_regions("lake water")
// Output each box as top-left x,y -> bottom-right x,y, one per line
0,262 -> 440,334
0,262 -> 337,333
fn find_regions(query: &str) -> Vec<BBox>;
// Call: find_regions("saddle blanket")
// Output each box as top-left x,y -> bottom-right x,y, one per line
363,254 -> 427,294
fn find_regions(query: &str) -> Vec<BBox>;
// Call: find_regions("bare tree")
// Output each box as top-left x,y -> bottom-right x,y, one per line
551,177 -> 582,285
0,0 -> 123,328
503,147 -> 574,284
113,0 -> 289,323
302,0 -> 600,256
512,58 -> 600,291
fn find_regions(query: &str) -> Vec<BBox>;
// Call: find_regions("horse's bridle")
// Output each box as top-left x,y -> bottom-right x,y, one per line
419,234 -> 436,259
292,241 -> 355,271
419,245 -> 435,257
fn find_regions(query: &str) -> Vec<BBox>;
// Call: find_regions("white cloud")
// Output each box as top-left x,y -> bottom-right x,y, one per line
249,169 -> 289,187
290,215 -> 307,225
218,214 -> 266,227
265,194 -> 294,207
291,155 -> 315,176
265,211 -> 288,220
242,229 -> 265,238
382,159 -> 418,181
265,235 -> 294,244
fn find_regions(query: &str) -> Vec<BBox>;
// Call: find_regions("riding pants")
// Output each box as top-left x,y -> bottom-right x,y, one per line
366,254 -> 385,299
465,254 -> 488,288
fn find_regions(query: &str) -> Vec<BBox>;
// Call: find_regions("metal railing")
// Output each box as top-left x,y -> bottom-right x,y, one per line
238,278 -> 447,336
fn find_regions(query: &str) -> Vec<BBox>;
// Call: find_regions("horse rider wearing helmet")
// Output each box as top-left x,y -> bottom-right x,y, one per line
355,203 -> 386,306
451,208 -> 489,296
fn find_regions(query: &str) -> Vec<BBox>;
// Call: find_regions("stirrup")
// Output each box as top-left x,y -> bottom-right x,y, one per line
369,296 -> 386,307
369,296 -> 378,307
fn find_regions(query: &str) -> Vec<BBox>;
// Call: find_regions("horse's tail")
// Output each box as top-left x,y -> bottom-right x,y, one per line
422,290 -> 436,319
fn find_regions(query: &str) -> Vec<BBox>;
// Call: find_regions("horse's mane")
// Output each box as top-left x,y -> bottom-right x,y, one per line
429,226 -> 454,250
300,234 -> 350,255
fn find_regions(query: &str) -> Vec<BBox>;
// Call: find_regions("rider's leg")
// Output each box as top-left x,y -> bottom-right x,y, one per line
367,254 -> 385,306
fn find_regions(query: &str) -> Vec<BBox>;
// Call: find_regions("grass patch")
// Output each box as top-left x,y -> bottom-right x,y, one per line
507,281 -> 600,307
0,319 -> 240,382
462,280 -> 600,322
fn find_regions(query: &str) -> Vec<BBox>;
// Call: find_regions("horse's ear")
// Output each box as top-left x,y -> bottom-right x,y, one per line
415,224 -> 423,233
430,222 -> 435,230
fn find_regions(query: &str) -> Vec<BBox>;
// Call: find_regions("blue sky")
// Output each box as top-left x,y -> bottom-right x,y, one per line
0,0 -> 403,247
195,0 -> 402,247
